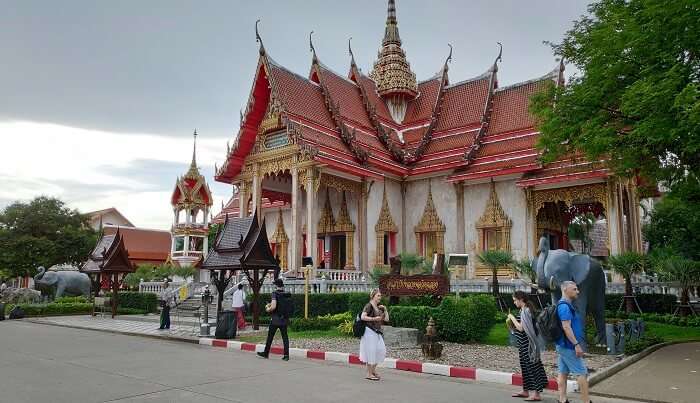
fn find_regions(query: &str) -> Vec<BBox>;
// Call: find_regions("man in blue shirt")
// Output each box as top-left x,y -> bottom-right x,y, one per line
556,281 -> 590,403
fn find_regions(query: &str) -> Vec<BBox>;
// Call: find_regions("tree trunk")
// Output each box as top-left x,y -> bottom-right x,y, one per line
625,277 -> 635,314
492,268 -> 499,297
680,287 -> 690,317
252,269 -> 260,330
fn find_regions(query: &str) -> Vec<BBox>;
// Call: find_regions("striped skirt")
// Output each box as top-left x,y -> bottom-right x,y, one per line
515,330 -> 548,392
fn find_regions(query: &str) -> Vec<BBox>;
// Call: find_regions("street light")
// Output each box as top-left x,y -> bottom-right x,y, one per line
200,286 -> 214,336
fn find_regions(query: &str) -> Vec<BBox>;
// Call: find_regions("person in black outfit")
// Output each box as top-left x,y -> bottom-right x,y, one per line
257,278 -> 290,361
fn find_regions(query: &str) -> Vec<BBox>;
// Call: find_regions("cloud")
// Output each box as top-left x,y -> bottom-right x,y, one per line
1,121 -> 232,229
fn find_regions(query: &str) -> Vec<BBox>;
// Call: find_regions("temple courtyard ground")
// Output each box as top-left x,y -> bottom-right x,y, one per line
1,320 -> 641,403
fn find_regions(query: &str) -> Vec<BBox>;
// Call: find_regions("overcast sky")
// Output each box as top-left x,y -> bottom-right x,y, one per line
1,0 -> 590,229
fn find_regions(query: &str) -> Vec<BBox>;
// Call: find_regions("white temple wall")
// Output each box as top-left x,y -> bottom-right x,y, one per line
366,179 -> 403,268
402,177 -> 457,256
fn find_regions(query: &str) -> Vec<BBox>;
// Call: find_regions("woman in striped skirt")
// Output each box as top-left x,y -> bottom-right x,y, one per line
507,291 -> 548,401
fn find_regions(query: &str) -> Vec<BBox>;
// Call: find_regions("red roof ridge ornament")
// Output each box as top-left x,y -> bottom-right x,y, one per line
255,19 -> 265,56
370,0 -> 418,123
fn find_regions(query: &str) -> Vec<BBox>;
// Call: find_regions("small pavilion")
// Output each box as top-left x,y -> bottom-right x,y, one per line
81,228 -> 136,318
201,210 -> 280,330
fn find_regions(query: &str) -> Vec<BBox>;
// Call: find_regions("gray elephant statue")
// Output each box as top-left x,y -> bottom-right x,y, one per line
534,236 -> 607,346
33,266 -> 91,299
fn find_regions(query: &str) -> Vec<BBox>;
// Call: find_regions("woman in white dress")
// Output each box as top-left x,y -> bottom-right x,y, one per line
360,289 -> 389,381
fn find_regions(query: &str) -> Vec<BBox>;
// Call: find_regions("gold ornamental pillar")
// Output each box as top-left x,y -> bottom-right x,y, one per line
290,167 -> 301,273
238,181 -> 249,218
345,231 -> 354,269
305,169 -> 318,267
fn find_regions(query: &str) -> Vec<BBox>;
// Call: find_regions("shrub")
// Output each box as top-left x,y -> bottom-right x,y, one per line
289,316 -> 335,331
5,302 -> 93,316
388,306 -> 437,333
347,293 -> 371,316
338,320 -> 353,336
105,292 -> 158,313
605,294 -> 676,314
435,295 -> 497,343
250,293 -> 368,318
54,296 -> 89,304
625,334 -> 665,355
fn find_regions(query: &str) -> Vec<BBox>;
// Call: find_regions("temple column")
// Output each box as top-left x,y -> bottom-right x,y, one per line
238,182 -> 249,218
376,232 -> 385,267
290,168 -> 301,273
305,169 -> 318,268
454,182 -> 465,252
359,179 -> 369,272
628,182 -> 642,252
607,180 -> 623,255
401,181 -> 407,253
251,164 -> 262,222
525,189 -> 536,258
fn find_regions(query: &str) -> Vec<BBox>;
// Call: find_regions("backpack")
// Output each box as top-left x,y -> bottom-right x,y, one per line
352,313 -> 366,338
536,301 -> 574,343
275,292 -> 294,318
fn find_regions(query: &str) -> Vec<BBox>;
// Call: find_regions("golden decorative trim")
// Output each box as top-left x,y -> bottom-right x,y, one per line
530,183 -> 608,213
476,182 -> 512,259
321,173 -> 362,194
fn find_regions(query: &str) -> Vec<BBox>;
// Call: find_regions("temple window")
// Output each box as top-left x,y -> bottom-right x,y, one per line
174,236 -> 185,252
189,236 -> 204,252
375,184 -> 398,267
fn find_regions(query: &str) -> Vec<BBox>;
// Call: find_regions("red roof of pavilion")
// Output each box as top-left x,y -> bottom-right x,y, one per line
102,226 -> 171,264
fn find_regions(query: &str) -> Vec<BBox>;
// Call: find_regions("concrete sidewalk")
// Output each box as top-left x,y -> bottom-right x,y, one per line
592,342 -> 700,403
25,315 -> 265,343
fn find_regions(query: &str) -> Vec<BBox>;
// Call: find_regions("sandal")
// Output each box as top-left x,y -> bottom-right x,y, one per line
365,376 -> 380,381
512,392 -> 529,398
524,398 -> 542,402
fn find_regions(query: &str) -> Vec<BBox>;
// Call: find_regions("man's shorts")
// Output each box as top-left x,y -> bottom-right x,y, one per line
556,345 -> 588,376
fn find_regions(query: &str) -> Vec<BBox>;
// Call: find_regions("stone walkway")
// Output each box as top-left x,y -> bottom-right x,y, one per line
25,315 -> 265,343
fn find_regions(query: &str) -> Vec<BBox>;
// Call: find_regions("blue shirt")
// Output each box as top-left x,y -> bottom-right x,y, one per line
556,298 -> 584,350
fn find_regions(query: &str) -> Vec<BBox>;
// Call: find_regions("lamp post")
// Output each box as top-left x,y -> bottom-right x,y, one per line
304,265 -> 311,319
200,286 -> 214,336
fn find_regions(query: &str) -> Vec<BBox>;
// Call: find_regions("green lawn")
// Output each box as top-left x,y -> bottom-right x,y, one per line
484,323 -> 511,346
645,322 -> 700,342
238,328 -> 350,343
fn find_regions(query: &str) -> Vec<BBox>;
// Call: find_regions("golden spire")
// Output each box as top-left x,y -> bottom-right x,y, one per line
370,0 -> 417,123
186,129 -> 200,178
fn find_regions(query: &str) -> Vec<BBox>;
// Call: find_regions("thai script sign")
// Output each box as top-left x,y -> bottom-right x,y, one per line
379,275 -> 449,296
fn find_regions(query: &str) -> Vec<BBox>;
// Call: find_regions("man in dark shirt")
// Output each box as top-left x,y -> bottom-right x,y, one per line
257,278 -> 290,361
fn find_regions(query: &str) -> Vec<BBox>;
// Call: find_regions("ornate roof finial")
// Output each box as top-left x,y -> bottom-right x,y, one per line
383,0 -> 401,46
190,129 -> 198,169
348,37 -> 356,66
491,42 -> 503,72
444,44 -> 453,68
255,19 -> 265,56
309,31 -> 318,63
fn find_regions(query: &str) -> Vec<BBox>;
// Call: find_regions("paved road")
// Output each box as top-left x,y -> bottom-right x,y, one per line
593,342 -> 700,403
1,321 -> 636,403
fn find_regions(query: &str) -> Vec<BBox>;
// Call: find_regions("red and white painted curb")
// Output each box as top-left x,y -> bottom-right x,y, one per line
199,338 -> 578,392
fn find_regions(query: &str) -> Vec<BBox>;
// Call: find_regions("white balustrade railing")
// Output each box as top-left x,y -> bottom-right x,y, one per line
138,281 -> 184,295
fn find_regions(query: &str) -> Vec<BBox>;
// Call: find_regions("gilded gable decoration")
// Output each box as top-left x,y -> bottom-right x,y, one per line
321,173 -> 363,194
375,184 -> 398,233
271,209 -> 289,270
317,191 -> 336,234
335,192 -> 355,233
414,181 -> 445,255
475,181 -> 513,277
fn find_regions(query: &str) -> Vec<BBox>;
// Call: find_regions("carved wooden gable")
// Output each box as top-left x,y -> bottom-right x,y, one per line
415,183 -> 445,233
272,209 -> 288,243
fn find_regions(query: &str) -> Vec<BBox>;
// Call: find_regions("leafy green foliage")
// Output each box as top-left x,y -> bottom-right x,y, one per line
208,223 -> 221,251
53,296 -> 89,304
604,293 -> 677,314
105,291 -> 158,313
289,312 -> 352,331
0,197 -> 97,278
530,0 -> 700,188
434,295 -> 497,343
477,249 -> 514,299
607,252 -> 647,312
643,182 -> 700,261
337,319 -> 354,336
3,302 -> 146,317
388,306 -> 438,333
123,264 -> 196,290
398,252 -> 432,274
625,334 -> 665,355
512,258 -> 537,284
568,213 -> 596,254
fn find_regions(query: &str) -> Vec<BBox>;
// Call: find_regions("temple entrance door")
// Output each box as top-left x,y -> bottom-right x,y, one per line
422,233 -> 437,258
330,235 -> 346,269
383,234 -> 390,265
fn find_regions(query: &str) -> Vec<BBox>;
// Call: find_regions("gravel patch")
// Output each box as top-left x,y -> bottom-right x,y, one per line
262,334 -> 620,378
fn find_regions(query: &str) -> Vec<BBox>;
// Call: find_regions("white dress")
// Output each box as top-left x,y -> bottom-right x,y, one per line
359,304 -> 386,365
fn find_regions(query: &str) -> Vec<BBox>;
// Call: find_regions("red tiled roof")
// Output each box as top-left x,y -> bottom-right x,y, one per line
487,79 -> 550,135
434,78 -> 490,132
269,63 -> 335,130
404,78 -> 441,124
316,65 -> 373,129
448,154 -> 540,182
212,193 -> 287,225
517,158 -> 609,187
357,75 -> 394,124
102,226 -> 171,262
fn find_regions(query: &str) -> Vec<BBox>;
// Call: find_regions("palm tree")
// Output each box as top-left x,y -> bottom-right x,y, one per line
653,253 -> 700,316
513,258 -> 537,293
607,252 -> 646,313
477,250 -> 514,311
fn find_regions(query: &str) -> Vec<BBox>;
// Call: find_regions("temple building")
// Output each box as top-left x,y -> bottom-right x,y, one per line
170,130 -> 213,277
213,0 -> 645,278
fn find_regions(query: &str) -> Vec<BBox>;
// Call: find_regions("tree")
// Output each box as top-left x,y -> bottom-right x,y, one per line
530,0 -> 700,190
651,250 -> 700,316
207,223 -> 221,252
607,252 -> 646,313
568,213 -> 596,254
0,197 -> 97,278
477,250 -> 514,311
